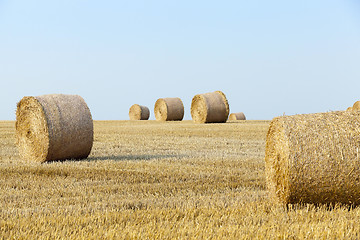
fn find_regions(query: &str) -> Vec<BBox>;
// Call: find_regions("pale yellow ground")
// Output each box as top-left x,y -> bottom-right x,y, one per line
1,120 -> 359,239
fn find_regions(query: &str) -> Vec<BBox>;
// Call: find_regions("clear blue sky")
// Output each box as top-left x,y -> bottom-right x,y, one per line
1,0 -> 360,120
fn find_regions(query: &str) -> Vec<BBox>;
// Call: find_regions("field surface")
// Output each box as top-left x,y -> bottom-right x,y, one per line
1,120 -> 360,239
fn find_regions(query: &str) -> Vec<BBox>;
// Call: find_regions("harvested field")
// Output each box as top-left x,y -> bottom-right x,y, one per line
1,120 -> 360,239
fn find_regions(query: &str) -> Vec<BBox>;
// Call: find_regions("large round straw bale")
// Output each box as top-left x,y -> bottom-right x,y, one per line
265,111 -> 360,205
129,104 -> 150,120
191,91 -> 229,123
346,107 -> 353,112
352,101 -> 360,111
154,98 -> 184,121
229,112 -> 246,120
16,94 -> 93,162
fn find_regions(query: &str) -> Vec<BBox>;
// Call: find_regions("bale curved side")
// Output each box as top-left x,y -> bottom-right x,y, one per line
265,111 -> 360,205
215,91 -> 230,117
229,112 -> 246,120
346,107 -> 353,112
16,94 -> 93,162
154,98 -> 184,121
129,104 -> 150,120
191,91 -> 229,123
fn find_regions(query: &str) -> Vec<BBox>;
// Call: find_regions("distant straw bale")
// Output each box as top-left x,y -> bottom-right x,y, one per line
191,91 -> 229,123
346,107 -> 353,112
265,111 -> 360,205
129,104 -> 150,120
229,112 -> 246,121
154,98 -> 184,121
16,94 -> 93,162
352,101 -> 360,111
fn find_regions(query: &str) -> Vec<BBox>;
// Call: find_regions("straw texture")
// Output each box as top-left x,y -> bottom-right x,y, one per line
265,111 -> 360,205
229,112 -> 246,120
347,107 -> 353,112
154,98 -> 184,121
129,104 -> 150,120
16,94 -> 93,162
191,91 -> 229,123
352,101 -> 360,111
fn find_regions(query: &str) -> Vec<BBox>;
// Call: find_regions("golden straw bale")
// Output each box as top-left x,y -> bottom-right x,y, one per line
16,94 -> 93,162
265,111 -> 360,205
154,98 -> 184,121
191,91 -> 229,123
129,104 -> 150,120
346,107 -> 353,112
229,112 -> 246,121
352,101 -> 360,111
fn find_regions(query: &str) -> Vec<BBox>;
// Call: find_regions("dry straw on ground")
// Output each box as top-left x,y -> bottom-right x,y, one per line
229,112 -> 246,121
16,94 -> 93,162
129,104 -> 150,120
191,91 -> 229,123
265,110 -> 360,205
154,98 -> 184,121
352,101 -> 360,111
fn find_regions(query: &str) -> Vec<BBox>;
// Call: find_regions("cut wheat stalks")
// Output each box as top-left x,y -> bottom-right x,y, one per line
16,94 -> 93,162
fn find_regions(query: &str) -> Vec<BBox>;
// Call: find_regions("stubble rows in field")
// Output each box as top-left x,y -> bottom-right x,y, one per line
1,120 -> 359,239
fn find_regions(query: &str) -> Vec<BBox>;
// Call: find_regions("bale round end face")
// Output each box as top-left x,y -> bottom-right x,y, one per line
265,111 -> 360,205
129,104 -> 150,120
265,117 -> 291,205
191,91 -> 229,123
229,112 -> 246,120
353,101 -> 360,111
154,98 -> 184,121
16,97 -> 50,162
16,94 -> 93,162
190,94 -> 208,123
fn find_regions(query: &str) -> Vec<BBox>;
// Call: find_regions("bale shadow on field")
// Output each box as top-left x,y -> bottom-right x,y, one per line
86,154 -> 189,162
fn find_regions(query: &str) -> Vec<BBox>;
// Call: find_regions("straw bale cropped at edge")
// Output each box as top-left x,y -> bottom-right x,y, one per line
16,94 -> 93,162
265,110 -> 360,205
191,91 -> 229,123
352,101 -> 360,111
229,112 -> 246,121
154,98 -> 184,121
129,104 -> 150,120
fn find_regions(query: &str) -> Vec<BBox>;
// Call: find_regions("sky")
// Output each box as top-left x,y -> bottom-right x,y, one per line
1,0 -> 360,120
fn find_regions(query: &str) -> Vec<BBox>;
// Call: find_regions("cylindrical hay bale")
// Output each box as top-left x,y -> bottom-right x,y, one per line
265,111 -> 360,205
229,112 -> 246,121
346,107 -> 353,112
16,94 -> 93,162
352,101 -> 360,111
191,91 -> 229,123
129,104 -> 150,120
154,98 -> 184,121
